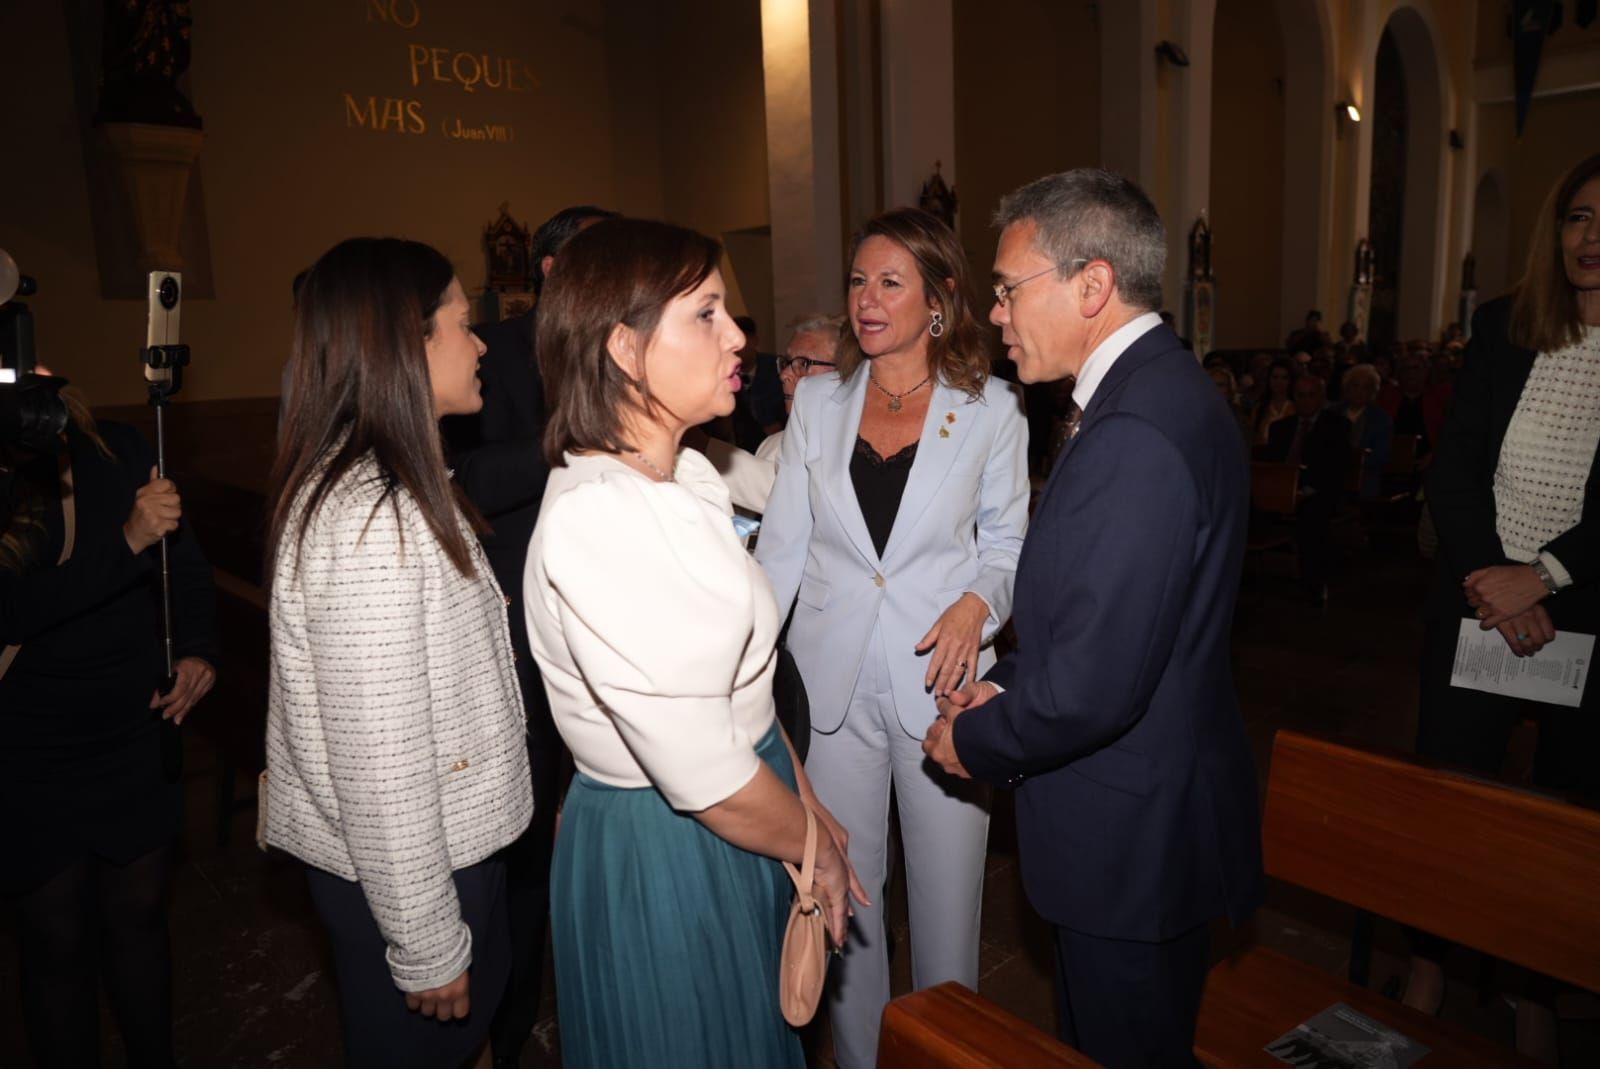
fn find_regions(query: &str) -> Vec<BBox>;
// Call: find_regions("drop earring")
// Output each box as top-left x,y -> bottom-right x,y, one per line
929,310 -> 945,338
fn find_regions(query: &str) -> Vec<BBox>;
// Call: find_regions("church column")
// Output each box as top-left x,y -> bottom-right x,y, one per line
878,0 -> 956,210
1166,0 -> 1217,325
761,0 -> 846,333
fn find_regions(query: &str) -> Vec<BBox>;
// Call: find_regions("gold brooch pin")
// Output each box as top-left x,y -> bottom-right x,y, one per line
938,427 -> 950,438
945,412 -> 956,424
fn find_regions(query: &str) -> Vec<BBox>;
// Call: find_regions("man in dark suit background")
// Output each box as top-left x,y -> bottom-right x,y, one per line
442,203 -> 615,1069
1261,374 -> 1350,601
923,169 -> 1262,1069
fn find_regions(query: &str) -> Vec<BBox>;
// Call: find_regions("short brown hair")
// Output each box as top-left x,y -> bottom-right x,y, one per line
539,219 -> 722,467
1510,153 -> 1600,353
835,209 -> 990,399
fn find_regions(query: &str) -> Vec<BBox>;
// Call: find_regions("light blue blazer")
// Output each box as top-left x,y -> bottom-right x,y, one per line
757,371 -> 1029,736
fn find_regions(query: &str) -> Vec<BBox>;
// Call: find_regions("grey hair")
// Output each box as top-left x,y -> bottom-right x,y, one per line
786,312 -> 846,339
1342,363 -> 1382,393
992,169 -> 1167,311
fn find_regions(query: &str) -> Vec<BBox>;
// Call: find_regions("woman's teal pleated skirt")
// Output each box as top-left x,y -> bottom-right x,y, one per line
551,722 -> 806,1069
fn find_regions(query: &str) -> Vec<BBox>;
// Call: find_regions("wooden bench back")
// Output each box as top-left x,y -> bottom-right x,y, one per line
1250,462 -> 1299,516
878,983 -> 1102,1068
1264,730 -> 1600,993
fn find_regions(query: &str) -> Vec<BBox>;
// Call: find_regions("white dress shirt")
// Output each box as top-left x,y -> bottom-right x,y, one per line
524,449 -> 781,811
1071,311 -> 1164,412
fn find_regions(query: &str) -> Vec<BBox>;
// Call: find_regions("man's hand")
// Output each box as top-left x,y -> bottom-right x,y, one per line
405,969 -> 470,1021
149,656 -> 216,725
922,681 -> 997,778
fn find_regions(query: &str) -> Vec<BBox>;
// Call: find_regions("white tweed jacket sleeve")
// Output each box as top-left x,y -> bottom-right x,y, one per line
265,463 -> 532,992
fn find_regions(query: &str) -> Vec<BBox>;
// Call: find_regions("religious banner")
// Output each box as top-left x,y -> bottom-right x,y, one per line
1184,216 -> 1214,359
1348,238 -> 1374,341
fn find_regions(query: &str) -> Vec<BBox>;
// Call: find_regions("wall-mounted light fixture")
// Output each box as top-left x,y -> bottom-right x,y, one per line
1155,40 -> 1190,68
1337,101 -> 1362,123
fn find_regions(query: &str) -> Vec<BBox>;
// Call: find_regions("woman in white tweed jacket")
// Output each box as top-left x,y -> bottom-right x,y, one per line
264,238 -> 531,1068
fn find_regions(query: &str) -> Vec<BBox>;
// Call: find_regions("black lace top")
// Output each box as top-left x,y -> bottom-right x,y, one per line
850,435 -> 918,558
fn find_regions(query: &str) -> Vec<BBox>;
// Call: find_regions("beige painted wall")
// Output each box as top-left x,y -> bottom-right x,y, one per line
0,0 -> 768,406
1475,89 -> 1600,297
1209,0 -> 1286,348
952,0 -> 1102,293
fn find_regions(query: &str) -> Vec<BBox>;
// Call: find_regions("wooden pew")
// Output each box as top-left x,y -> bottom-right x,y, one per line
1244,463 -> 1300,588
879,982 -> 1103,1068
1196,730 -> 1600,1067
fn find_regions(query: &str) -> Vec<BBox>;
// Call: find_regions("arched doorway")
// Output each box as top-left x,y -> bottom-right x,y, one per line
1472,168 -> 1512,302
1366,6 -> 1447,349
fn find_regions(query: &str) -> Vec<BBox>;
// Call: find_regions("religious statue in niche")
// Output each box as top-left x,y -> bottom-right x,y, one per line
483,204 -> 534,321
1184,215 -> 1215,359
95,0 -> 202,127
1353,238 -> 1375,286
1188,217 -> 1213,281
919,162 -> 958,230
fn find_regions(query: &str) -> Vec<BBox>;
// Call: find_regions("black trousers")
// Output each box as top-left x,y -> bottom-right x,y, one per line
488,657 -> 568,1066
307,858 -> 510,1069
14,843 -> 176,1069
1053,922 -> 1210,1069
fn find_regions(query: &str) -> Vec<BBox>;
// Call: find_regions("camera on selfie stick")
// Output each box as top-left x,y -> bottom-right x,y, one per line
1,250 -> 70,536
142,270 -> 191,694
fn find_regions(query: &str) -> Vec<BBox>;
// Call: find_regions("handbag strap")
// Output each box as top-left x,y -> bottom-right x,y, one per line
783,805 -> 819,912
0,459 -> 76,682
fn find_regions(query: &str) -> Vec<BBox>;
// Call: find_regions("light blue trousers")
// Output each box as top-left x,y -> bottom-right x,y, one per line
802,622 -> 992,1069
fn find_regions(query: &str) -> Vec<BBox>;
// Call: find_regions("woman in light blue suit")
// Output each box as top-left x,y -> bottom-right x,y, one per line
757,208 -> 1029,1068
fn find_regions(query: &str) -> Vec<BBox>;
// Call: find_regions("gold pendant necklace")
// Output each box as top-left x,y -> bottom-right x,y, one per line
869,373 -> 930,413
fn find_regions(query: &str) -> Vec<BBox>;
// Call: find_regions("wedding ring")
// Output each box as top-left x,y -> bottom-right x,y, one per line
1475,607 -> 1488,619
1516,632 -> 1530,641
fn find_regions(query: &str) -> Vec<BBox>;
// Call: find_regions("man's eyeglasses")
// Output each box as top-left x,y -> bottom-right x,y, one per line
777,356 -> 837,373
991,259 -> 1089,308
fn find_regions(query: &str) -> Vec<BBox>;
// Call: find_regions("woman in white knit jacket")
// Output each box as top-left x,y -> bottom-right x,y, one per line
264,238 -> 532,1068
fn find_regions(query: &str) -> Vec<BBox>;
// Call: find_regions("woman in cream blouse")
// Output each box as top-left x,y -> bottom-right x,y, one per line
523,218 -> 864,1069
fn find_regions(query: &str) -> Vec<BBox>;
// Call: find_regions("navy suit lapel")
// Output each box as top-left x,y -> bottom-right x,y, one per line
1031,323 -> 1177,514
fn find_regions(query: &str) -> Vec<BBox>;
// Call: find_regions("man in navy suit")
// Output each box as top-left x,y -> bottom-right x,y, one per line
924,169 -> 1263,1068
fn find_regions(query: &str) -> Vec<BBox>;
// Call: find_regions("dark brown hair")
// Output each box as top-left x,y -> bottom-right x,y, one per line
539,218 -> 722,466
0,386 -> 110,573
834,208 -> 990,399
267,237 -> 483,584
1510,153 -> 1600,353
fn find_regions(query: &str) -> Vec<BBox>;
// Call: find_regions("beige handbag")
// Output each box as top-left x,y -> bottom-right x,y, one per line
779,805 -> 829,1027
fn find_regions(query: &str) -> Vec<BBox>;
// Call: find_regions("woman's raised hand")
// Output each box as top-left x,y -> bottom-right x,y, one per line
124,466 -> 181,554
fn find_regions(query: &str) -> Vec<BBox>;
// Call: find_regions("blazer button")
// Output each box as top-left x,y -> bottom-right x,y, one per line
450,759 -> 470,772
873,573 -> 885,588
